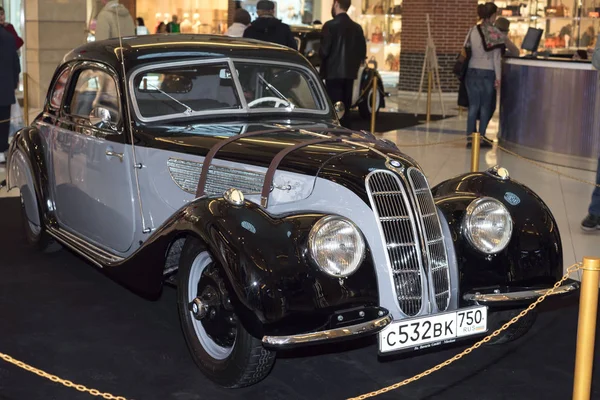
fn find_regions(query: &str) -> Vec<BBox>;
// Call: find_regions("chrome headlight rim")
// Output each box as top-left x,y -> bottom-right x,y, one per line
307,215 -> 366,278
463,197 -> 513,255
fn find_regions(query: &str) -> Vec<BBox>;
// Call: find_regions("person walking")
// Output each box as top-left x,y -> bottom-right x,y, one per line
319,0 -> 366,128
463,2 -> 507,148
95,0 -> 135,41
581,34 -> 600,231
226,8 -> 251,37
243,0 -> 297,49
0,24 -> 20,163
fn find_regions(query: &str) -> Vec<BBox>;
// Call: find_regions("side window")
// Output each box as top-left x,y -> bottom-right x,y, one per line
49,68 -> 71,110
69,69 -> 119,124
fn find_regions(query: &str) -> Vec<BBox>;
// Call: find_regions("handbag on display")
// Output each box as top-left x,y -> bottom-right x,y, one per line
371,26 -> 384,43
453,27 -> 473,81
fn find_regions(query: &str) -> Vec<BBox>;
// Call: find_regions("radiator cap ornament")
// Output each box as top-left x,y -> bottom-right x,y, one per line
224,188 -> 244,206
487,165 -> 510,180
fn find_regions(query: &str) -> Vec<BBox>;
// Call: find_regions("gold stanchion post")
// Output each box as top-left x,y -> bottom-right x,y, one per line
572,257 -> 600,400
23,73 -> 29,126
470,132 -> 480,172
426,70 -> 432,123
370,76 -> 377,133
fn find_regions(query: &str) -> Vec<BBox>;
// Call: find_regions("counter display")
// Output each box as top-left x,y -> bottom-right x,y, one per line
500,57 -> 600,171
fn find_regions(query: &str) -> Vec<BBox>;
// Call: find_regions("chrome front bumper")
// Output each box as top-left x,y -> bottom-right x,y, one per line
463,279 -> 580,305
262,314 -> 392,349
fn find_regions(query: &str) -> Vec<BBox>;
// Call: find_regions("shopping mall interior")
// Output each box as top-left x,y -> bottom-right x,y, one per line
1,0 -> 600,399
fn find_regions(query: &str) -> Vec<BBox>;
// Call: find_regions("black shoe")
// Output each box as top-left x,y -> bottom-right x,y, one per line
581,214 -> 600,232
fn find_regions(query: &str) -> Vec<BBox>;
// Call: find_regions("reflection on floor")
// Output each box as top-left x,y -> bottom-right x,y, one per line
1,91 -> 595,277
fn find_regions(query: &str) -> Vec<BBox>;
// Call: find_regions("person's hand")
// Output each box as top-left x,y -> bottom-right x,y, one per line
494,79 -> 500,89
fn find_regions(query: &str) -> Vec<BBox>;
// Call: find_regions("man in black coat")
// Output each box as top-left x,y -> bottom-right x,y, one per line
0,24 -> 20,163
243,0 -> 297,50
320,0 -> 366,127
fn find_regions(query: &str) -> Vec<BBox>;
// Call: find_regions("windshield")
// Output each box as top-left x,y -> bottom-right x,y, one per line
131,59 -> 327,122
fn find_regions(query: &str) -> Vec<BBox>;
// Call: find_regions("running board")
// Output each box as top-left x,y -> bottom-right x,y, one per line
46,226 -> 124,267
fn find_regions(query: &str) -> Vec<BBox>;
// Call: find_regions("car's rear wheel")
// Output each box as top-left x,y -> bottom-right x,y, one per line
358,86 -> 382,120
485,308 -> 537,346
20,191 -> 61,253
176,238 -> 275,388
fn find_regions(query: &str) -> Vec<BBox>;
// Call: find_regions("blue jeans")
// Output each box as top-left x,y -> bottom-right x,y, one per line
589,158 -> 600,216
465,68 -> 496,137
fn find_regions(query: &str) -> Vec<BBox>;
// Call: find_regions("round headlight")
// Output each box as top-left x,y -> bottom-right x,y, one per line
308,216 -> 366,277
463,197 -> 513,254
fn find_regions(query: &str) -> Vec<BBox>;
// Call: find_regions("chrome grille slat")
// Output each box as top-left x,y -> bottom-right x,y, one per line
167,158 -> 265,196
366,170 -> 425,317
407,168 -> 451,312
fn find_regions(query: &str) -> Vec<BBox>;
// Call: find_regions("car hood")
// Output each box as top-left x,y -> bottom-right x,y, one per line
135,120 -> 420,179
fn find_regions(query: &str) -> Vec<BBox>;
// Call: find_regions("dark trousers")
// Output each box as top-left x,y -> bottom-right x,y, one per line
0,105 -> 10,153
326,79 -> 353,127
589,158 -> 600,216
465,68 -> 495,137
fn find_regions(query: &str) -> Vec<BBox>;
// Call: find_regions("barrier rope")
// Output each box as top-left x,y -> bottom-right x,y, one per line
0,352 -> 128,399
481,136 -> 600,189
347,262 -> 582,400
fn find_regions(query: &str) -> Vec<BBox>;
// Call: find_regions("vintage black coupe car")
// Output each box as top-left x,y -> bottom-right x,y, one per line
4,35 -> 578,388
291,25 -> 387,119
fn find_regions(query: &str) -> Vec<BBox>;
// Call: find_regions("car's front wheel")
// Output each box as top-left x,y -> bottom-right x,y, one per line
485,308 -> 538,346
176,237 -> 276,388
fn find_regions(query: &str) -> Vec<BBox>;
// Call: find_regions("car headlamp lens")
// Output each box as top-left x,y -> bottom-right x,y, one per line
464,197 -> 513,254
308,216 -> 366,277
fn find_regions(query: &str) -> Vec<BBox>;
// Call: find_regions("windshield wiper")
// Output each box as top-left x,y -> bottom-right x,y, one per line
257,75 -> 293,108
148,83 -> 194,115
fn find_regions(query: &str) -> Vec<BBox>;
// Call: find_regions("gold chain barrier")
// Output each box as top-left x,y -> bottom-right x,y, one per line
348,261 -> 588,400
0,352 -> 128,399
477,136 -> 600,188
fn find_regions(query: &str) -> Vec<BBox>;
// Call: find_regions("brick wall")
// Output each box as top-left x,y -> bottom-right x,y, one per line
399,0 -> 478,92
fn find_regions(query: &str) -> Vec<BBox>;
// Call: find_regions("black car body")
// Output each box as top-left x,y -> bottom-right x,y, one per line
4,34 -> 578,388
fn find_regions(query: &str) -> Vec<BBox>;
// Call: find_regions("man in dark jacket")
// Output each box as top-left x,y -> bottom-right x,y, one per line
0,24 -> 20,163
243,0 -> 297,50
320,0 -> 366,127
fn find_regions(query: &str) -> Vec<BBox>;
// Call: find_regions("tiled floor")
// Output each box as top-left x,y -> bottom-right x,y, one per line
1,93 -> 596,278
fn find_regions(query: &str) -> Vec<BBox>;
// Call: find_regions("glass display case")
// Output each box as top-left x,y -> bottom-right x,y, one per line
356,0 -> 403,72
487,0 -> 600,55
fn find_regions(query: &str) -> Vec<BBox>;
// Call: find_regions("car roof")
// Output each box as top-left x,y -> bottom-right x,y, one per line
62,34 -> 307,72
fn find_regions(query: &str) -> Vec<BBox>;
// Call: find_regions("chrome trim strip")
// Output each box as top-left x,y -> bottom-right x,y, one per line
407,167 -> 451,313
46,226 -> 124,266
365,170 -> 426,317
262,315 -> 392,347
463,281 -> 580,304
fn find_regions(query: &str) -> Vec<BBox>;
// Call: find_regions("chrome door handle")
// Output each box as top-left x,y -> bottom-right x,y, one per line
105,150 -> 124,162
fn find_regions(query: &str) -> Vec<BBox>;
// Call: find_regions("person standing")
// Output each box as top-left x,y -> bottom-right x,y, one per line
136,17 -> 149,35
319,0 -> 366,127
0,7 -> 23,50
226,8 -> 251,37
463,2 -> 507,148
166,15 -> 180,33
95,0 -> 135,41
243,0 -> 297,49
581,34 -> 600,231
0,24 -> 20,163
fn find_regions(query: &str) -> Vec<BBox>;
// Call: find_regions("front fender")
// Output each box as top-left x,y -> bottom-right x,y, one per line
357,68 -> 386,107
107,197 -> 379,338
431,171 -> 563,306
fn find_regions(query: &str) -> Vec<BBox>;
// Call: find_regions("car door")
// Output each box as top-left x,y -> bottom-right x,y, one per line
51,63 -> 136,254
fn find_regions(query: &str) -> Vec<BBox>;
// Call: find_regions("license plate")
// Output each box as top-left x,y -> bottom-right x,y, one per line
379,306 -> 488,354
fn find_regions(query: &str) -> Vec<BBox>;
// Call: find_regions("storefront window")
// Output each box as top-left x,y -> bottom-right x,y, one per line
242,0 -> 316,26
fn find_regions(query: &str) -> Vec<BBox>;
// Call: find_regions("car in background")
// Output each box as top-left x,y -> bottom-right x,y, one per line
292,25 -> 387,119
